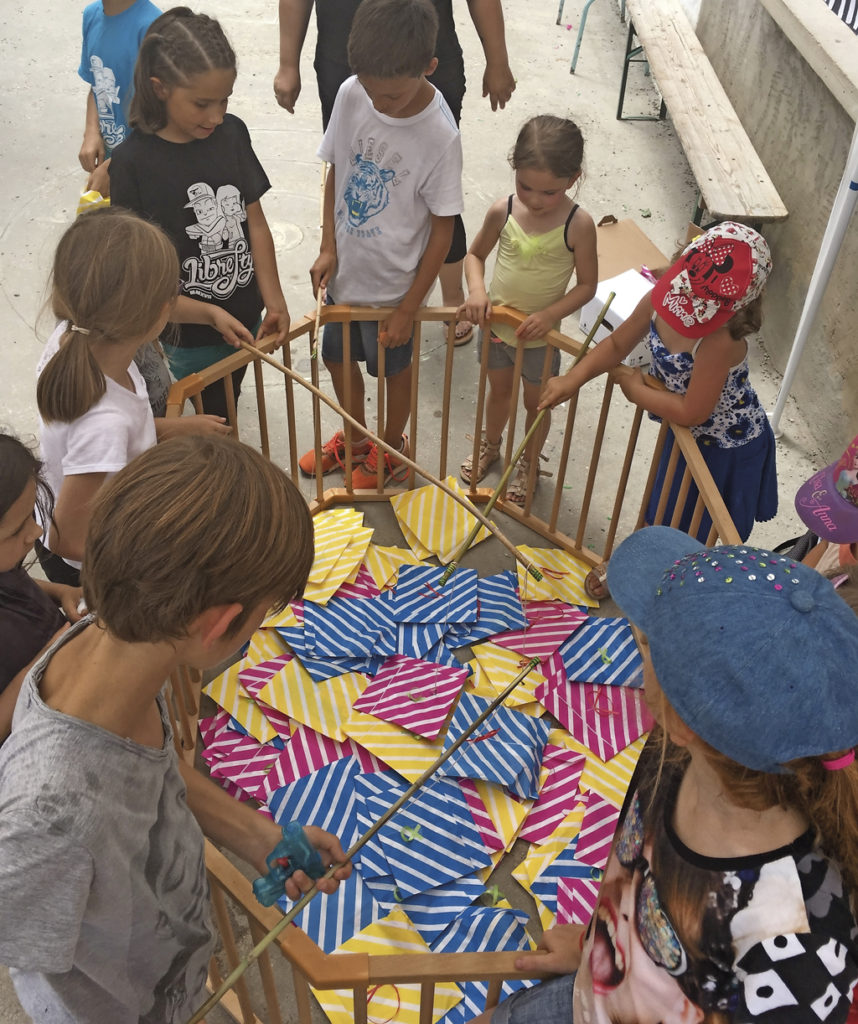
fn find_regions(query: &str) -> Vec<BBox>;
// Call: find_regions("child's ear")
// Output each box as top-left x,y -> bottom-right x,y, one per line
196,603 -> 244,648
424,57 -> 439,77
150,77 -> 170,101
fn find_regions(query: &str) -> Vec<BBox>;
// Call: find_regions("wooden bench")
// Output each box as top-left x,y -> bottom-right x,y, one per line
619,0 -> 788,226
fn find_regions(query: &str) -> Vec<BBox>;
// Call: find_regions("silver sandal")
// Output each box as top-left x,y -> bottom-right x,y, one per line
460,434 -> 502,484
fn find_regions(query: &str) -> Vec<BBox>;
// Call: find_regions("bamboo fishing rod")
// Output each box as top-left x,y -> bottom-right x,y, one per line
186,655 -> 542,1024
439,292 -> 616,585
238,340 -> 544,582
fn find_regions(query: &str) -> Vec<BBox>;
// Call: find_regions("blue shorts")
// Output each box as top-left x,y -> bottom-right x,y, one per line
321,304 -> 413,379
482,332 -> 561,386
491,973 -> 575,1024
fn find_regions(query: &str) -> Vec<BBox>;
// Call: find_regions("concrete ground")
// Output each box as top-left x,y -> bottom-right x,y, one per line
0,0 -> 824,1020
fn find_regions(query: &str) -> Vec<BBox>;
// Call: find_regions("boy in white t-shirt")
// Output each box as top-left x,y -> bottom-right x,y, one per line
300,0 -> 464,487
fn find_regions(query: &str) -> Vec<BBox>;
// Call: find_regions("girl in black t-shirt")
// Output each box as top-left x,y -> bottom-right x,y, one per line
110,8 -> 290,420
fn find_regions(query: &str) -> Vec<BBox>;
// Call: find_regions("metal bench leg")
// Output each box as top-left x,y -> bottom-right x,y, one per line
556,0 -> 566,25
569,0 -> 599,73
617,21 -> 636,119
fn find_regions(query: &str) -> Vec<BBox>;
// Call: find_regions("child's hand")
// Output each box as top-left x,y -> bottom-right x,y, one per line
460,291 -> 492,328
79,131 -> 104,173
516,310 -> 553,342
513,924 -> 585,975
616,366 -> 648,403
539,373 -> 577,410
85,160 -> 111,199
56,585 -> 84,622
257,305 -> 291,345
282,825 -> 353,900
210,308 -> 255,348
310,250 -> 337,297
380,307 -> 413,348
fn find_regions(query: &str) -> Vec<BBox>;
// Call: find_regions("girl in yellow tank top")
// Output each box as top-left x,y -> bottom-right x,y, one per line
459,115 -> 597,506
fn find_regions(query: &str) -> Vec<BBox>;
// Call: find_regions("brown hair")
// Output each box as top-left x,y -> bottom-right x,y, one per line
348,0 -> 438,79
130,7 -> 236,133
82,436 -> 314,643
655,695 -> 858,916
0,431 -> 55,564
37,208 -> 178,423
510,115 -> 585,179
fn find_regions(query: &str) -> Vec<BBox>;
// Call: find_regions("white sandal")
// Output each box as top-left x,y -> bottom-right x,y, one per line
460,435 -> 502,484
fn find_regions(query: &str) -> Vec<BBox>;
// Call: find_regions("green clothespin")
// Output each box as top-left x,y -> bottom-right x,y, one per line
598,647 -> 613,665
400,824 -> 422,843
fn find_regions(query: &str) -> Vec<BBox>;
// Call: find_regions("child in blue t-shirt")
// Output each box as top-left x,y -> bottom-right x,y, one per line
78,0 -> 160,196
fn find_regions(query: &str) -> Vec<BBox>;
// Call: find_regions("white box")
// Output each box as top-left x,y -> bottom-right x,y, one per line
578,268 -> 654,367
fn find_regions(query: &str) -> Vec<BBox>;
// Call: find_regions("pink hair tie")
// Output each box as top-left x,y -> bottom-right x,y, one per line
822,750 -> 855,771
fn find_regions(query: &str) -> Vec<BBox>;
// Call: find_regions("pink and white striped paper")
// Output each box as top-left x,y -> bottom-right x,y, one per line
535,679 -> 654,761
458,778 -> 506,852
238,655 -> 293,697
490,610 -> 586,659
574,791 -> 621,871
352,654 -> 467,740
271,722 -> 389,790
556,875 -> 601,926
519,745 -> 586,844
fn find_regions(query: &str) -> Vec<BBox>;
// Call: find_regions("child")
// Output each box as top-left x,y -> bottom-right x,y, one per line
473,524 -> 858,1024
540,222 -> 777,596
109,7 -> 290,420
0,435 -> 351,1023
35,207 -> 228,587
0,433 -> 82,741
793,430 -> 858,573
459,115 -> 597,506
274,0 -> 517,347
299,0 -> 463,487
78,0 -> 160,197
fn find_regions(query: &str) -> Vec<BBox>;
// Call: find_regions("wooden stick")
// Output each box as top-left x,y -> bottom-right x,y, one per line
311,161 -> 328,359
237,341 -> 544,581
186,657 -> 542,1024
438,292 -> 617,585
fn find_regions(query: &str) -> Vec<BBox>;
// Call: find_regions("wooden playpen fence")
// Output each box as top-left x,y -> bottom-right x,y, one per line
163,305 -> 740,1022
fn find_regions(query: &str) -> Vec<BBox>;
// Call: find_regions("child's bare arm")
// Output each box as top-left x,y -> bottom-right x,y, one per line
539,291 -> 653,409
247,199 -> 290,344
383,214 -> 455,347
179,761 -> 352,899
79,91 -> 104,173
172,296 -> 255,348
618,330 -> 735,427
461,199 -> 507,327
515,207 -> 598,341
49,472 -> 107,562
310,165 -> 338,295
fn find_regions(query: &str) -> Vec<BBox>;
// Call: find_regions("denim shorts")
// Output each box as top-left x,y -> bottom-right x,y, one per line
483,332 -> 561,386
490,973 -> 575,1024
321,306 -> 413,378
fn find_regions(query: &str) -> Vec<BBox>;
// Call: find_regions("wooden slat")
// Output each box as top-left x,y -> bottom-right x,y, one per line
625,0 -> 787,223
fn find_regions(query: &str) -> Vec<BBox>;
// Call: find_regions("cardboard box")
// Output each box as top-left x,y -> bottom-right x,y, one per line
593,215 -> 669,281
577,216 -> 670,368
579,269 -> 655,367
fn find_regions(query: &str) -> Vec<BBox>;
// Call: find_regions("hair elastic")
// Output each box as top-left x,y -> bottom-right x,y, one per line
822,750 -> 855,771
832,573 -> 849,590
69,324 -> 91,335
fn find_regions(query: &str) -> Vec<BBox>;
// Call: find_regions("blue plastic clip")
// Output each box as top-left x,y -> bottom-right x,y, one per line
252,821 -> 326,907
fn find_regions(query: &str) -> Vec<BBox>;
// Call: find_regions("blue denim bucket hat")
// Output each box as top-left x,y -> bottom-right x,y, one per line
607,526 -> 858,772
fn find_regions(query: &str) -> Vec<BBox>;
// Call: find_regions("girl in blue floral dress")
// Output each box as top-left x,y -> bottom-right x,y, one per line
540,222 -> 777,588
